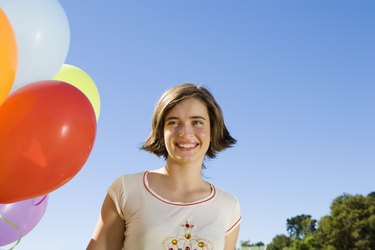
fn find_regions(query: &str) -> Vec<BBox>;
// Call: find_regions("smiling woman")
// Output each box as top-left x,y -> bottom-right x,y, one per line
86,83 -> 241,250
162,98 -> 211,166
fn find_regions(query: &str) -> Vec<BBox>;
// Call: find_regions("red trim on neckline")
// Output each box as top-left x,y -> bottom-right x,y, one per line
143,171 -> 216,206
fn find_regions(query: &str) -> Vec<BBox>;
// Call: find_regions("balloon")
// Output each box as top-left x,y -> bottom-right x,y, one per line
0,0 -> 70,92
0,9 -> 17,106
54,64 -> 101,121
0,195 -> 48,246
0,81 -> 96,203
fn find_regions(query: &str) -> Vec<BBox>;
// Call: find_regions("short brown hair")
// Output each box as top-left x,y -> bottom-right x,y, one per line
141,83 -> 236,159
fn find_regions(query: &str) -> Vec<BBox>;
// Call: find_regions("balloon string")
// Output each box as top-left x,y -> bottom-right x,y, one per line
33,195 -> 47,206
0,195 -> 47,249
0,214 -> 22,250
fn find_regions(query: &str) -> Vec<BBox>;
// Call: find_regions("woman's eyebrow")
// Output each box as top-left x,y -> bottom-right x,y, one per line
165,116 -> 206,121
190,116 -> 206,120
165,116 -> 179,121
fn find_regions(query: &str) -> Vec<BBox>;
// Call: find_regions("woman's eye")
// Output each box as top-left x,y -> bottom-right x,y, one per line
192,120 -> 203,125
167,120 -> 179,126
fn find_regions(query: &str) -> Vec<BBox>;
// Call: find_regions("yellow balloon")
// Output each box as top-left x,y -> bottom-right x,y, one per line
0,9 -> 17,106
54,64 -> 100,121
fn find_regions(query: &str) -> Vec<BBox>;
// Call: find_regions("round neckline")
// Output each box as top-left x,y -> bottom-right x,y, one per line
143,170 -> 216,206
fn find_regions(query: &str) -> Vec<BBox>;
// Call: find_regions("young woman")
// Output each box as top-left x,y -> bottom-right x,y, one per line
87,83 -> 241,250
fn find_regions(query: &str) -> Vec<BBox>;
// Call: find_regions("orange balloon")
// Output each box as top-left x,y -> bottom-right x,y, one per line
0,9 -> 17,106
0,80 -> 97,203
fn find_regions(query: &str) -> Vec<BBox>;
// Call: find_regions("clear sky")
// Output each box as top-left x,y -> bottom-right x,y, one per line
2,0 -> 375,249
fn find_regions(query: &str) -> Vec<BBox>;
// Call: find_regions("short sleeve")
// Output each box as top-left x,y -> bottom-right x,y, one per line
225,198 -> 241,236
107,176 -> 126,220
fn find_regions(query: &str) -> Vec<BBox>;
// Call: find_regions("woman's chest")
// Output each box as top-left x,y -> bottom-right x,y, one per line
123,203 -> 226,249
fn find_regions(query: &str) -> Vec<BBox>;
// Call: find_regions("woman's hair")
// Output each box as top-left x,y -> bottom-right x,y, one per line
141,83 -> 236,159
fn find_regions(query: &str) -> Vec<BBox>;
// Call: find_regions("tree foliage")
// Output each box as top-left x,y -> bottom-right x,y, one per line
265,192 -> 375,250
241,240 -> 251,247
252,241 -> 265,246
240,239 -> 265,248
316,192 -> 375,250
286,214 -> 317,240
267,234 -> 291,250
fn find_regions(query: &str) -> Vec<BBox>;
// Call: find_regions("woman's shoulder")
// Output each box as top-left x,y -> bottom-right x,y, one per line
114,171 -> 145,181
212,184 -> 240,204
109,171 -> 145,189
211,184 -> 242,228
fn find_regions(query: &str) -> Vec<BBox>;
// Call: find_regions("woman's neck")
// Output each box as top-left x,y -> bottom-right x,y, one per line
155,161 -> 206,191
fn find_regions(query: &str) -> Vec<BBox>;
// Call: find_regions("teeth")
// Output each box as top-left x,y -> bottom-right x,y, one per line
177,143 -> 196,148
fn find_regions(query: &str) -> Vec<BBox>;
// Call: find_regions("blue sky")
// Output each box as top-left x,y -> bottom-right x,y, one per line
2,0 -> 375,249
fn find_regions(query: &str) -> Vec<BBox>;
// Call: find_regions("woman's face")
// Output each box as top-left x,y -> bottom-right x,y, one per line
163,97 -> 211,165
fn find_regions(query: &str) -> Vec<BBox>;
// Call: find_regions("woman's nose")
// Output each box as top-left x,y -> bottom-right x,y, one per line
178,124 -> 193,136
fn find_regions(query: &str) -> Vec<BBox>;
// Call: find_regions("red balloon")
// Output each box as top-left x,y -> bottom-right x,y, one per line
0,80 -> 96,203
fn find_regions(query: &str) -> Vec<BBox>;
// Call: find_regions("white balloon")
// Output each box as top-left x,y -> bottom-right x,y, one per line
0,0 -> 70,92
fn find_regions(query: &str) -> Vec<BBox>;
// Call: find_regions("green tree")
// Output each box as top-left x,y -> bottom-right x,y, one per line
316,192 -> 375,250
241,240 -> 251,247
286,214 -> 317,240
287,235 -> 321,250
251,241 -> 265,246
267,234 -> 291,250
368,191 -> 375,199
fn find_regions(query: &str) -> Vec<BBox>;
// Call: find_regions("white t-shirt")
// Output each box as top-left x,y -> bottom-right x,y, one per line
108,171 -> 241,250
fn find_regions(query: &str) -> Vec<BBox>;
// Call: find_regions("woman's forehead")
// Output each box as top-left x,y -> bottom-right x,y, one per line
165,98 -> 208,118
